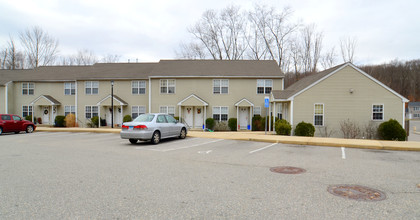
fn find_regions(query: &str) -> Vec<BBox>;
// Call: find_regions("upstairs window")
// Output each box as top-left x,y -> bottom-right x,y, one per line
213,79 -> 229,94
257,79 -> 272,94
372,104 -> 384,120
414,107 -> 420,111
22,83 -> 34,95
314,104 -> 324,126
160,79 -> 175,94
64,82 -> 75,95
132,81 -> 146,94
85,81 -> 99,95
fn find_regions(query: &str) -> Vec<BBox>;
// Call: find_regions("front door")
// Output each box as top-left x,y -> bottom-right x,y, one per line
184,107 -> 193,128
194,107 -> 203,129
43,106 -> 50,124
239,107 -> 249,130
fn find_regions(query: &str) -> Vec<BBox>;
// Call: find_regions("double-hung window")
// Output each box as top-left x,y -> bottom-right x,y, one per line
85,81 -> 99,95
213,79 -> 229,94
64,82 -> 75,95
22,105 -> 33,117
213,106 -> 228,121
160,79 -> 175,94
132,81 -> 146,94
414,107 -> 420,111
132,106 -> 146,119
85,106 -> 98,119
257,79 -> 273,94
254,106 -> 261,116
22,82 -> 34,95
314,104 -> 324,126
160,106 -> 175,116
65,106 -> 76,116
372,104 -> 384,120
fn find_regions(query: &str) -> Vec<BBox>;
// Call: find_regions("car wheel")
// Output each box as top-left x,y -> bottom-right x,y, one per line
179,128 -> 186,139
129,139 -> 138,144
0,127 -> 3,135
151,131 -> 160,145
15,131 -> 20,134
26,125 -> 34,133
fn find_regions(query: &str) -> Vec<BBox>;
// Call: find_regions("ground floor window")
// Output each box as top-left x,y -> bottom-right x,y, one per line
132,106 -> 146,119
85,106 -> 98,119
414,113 -> 420,118
213,106 -> 228,121
372,104 -> 384,120
65,106 -> 76,116
160,106 -> 175,117
314,104 -> 324,126
22,105 -> 33,118
254,106 -> 261,116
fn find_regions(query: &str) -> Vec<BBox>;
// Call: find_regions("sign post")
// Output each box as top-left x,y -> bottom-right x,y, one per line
264,96 -> 269,135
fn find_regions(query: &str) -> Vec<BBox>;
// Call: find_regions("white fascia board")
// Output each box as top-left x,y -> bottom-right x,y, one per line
177,94 -> 209,106
96,95 -> 126,106
234,98 -> 254,107
149,76 -> 284,79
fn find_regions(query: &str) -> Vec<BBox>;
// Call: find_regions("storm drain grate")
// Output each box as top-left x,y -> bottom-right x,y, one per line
269,166 -> 306,174
327,184 -> 386,201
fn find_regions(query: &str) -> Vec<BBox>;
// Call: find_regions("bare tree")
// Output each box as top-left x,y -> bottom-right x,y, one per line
19,26 -> 59,68
101,54 -> 121,63
0,48 -> 7,69
300,24 -> 323,73
73,49 -> 98,65
175,42 -> 207,59
320,46 -> 336,69
340,36 -> 357,63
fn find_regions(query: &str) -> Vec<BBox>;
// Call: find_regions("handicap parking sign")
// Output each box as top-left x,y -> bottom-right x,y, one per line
264,96 -> 269,108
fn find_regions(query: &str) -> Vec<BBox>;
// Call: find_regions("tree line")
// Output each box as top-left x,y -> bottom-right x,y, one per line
0,26 -> 120,69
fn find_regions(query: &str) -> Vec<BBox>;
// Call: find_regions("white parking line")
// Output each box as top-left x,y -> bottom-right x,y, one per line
249,143 -> 277,154
341,147 -> 346,159
135,138 -> 223,152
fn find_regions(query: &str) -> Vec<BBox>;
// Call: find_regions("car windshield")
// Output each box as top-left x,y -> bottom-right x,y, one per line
133,114 -> 155,122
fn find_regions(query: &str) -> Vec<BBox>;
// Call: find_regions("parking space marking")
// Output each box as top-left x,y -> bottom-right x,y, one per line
198,150 -> 212,154
341,147 -> 346,159
249,143 -> 277,154
135,139 -> 224,152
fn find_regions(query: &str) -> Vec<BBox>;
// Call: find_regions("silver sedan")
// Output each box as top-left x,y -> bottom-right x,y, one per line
120,113 -> 187,144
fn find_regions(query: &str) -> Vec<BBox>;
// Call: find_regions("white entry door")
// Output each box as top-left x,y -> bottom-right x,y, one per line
115,107 -> 122,126
42,106 -> 50,124
184,107 -> 193,127
194,107 -> 203,128
239,107 -> 249,130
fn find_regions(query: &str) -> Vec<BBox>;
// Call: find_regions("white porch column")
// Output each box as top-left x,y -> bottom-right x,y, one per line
273,102 -> 276,134
290,100 -> 294,135
236,106 -> 239,130
120,105 -> 123,127
268,103 -> 271,132
204,106 -> 207,130
31,105 -> 34,123
98,106 -> 101,128
50,106 -> 53,125
179,106 -> 182,122
249,106 -> 252,131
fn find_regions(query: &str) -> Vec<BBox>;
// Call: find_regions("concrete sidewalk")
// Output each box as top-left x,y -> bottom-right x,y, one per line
35,127 -> 420,151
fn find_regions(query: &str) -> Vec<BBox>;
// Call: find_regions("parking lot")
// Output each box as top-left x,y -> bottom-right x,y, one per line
1,132 -> 419,219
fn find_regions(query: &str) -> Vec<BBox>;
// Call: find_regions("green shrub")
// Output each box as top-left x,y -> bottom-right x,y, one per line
228,118 -> 237,131
214,121 -> 229,131
378,119 -> 406,141
294,121 -> 315,137
87,116 -> 99,128
123,115 -> 132,123
25,115 -> 32,121
174,116 -> 179,121
252,115 -> 264,131
206,118 -> 215,130
54,115 -> 66,127
275,119 -> 292,135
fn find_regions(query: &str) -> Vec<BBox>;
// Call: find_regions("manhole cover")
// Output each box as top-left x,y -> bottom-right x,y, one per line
269,166 -> 306,174
327,185 -> 386,201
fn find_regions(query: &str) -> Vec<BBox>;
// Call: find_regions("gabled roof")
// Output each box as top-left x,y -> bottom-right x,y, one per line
177,94 -> 208,106
97,95 -> 128,106
150,60 -> 283,78
235,98 -> 254,107
30,95 -> 61,106
272,62 -> 409,102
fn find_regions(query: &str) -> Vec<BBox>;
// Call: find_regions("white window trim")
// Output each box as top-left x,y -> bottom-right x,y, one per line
213,79 -> 229,94
314,103 -> 324,126
64,82 -> 76,96
256,79 -> 273,95
159,105 -> 176,115
85,105 -> 99,119
85,81 -> 99,95
131,105 -> 146,118
160,79 -> 176,94
131,80 -> 146,95
22,105 -> 33,117
413,106 -> 420,111
212,106 -> 229,121
22,82 -> 35,95
253,106 -> 261,115
64,105 -> 76,116
372,104 -> 384,121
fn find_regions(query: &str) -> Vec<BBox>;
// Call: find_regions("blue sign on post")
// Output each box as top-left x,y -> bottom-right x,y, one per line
264,96 -> 269,108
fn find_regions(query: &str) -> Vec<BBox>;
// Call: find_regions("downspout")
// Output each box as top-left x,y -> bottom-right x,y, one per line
5,81 -> 11,114
148,77 -> 152,113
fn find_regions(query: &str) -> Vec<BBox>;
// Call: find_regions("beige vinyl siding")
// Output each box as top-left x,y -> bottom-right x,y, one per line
292,66 -> 403,137
0,86 -> 5,114
150,78 -> 283,118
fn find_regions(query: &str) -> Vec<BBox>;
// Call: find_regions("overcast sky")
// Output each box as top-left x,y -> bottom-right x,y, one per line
0,0 -> 419,66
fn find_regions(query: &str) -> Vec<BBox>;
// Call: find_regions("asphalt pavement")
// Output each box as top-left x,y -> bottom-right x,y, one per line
0,132 -> 419,219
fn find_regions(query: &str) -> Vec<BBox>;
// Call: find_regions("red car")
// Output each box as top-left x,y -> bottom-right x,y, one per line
0,114 -> 36,135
